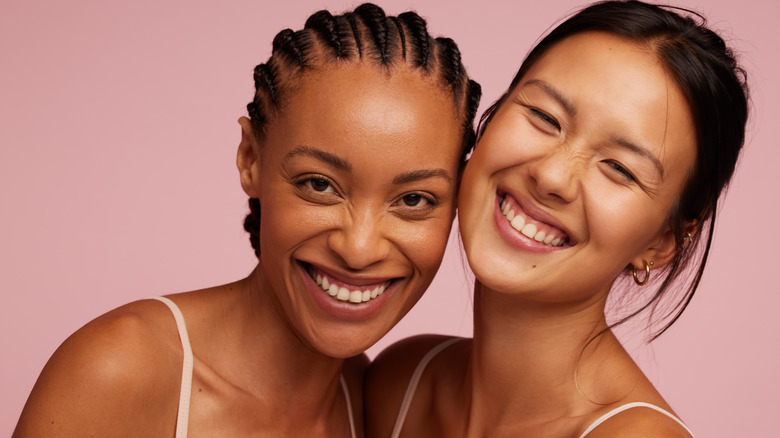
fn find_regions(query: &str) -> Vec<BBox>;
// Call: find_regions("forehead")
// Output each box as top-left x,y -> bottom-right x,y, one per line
265,62 -> 462,165
528,32 -> 668,104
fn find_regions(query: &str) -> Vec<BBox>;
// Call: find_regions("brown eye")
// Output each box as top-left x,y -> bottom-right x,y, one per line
401,193 -> 426,207
306,178 -> 334,192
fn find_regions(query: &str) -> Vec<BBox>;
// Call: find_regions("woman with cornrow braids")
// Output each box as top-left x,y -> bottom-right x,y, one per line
14,4 -> 480,437
367,1 -> 748,437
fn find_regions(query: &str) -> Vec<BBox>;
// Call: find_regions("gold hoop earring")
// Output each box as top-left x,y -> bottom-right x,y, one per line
633,260 -> 653,286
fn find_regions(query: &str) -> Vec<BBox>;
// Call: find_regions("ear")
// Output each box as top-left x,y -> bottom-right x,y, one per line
629,227 -> 678,273
237,117 -> 263,198
629,220 -> 699,272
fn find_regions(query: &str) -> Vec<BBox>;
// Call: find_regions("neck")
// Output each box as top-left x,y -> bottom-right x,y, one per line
465,281 -> 626,429
215,267 -> 347,419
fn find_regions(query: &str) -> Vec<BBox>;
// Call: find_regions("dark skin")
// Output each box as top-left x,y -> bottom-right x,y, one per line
15,61 -> 463,437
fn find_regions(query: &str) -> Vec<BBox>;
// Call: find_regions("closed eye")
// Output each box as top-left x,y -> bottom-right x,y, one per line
605,160 -> 637,183
530,108 -> 561,131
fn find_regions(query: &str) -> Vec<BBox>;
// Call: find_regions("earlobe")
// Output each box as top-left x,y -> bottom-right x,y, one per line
631,219 -> 701,273
630,227 -> 678,272
237,117 -> 262,197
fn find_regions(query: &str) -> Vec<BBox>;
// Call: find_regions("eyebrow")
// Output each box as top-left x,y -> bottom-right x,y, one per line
392,169 -> 453,185
523,79 -> 577,117
612,136 -> 665,179
284,146 -> 351,172
524,79 -> 665,180
284,145 -> 452,184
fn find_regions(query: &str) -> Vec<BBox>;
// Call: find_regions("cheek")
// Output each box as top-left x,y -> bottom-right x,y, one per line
585,186 -> 668,257
398,215 -> 455,278
257,192 -> 334,258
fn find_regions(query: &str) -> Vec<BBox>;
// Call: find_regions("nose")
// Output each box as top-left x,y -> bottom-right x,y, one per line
327,207 -> 391,270
528,145 -> 580,203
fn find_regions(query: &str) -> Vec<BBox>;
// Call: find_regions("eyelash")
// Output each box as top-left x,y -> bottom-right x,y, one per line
395,192 -> 436,208
605,160 -> 637,183
530,108 -> 561,131
295,176 -> 439,213
295,175 -> 340,200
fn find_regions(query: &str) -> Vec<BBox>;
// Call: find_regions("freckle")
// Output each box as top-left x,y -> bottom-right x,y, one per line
532,265 -> 537,268
199,388 -> 203,392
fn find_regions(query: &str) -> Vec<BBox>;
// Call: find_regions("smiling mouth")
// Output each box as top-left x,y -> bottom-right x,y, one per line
305,264 -> 392,304
499,195 -> 570,248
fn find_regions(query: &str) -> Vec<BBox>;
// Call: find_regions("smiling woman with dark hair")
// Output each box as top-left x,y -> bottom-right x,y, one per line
367,1 -> 748,437
13,4 -> 480,436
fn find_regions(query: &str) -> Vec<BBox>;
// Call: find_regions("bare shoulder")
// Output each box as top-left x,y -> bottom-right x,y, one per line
14,298 -> 184,437
584,404 -> 693,438
365,334 -> 462,437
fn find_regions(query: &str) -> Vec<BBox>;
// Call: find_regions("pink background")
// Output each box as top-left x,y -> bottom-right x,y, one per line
1,0 -> 776,435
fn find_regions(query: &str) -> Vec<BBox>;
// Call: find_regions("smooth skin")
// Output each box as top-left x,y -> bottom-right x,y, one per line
367,32 -> 696,437
15,62 -> 463,437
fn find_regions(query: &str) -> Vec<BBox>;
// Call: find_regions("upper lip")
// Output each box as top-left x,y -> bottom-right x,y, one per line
300,261 -> 397,288
501,190 -> 576,245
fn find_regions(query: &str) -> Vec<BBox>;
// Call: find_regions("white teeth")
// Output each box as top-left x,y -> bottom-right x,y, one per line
500,196 -> 568,248
310,269 -> 389,304
510,215 -> 525,232
521,223 -> 537,239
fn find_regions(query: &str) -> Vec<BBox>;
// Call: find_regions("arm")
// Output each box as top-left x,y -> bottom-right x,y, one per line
14,300 -> 181,437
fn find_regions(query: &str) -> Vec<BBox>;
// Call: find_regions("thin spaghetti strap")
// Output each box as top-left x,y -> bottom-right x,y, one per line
151,297 -> 194,438
390,338 -> 463,438
578,402 -> 694,438
339,375 -> 357,438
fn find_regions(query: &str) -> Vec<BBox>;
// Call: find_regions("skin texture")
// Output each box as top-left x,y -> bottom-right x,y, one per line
367,32 -> 696,437
14,62 -> 463,437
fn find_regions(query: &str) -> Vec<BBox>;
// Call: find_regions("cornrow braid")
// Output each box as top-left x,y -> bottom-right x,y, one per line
390,16 -> 406,60
344,13 -> 364,57
305,10 -> 346,58
243,3 -> 481,258
397,11 -> 430,69
354,3 -> 392,65
461,79 -> 482,159
272,29 -> 312,68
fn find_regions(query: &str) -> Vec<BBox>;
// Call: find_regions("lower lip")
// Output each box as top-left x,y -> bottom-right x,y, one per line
298,263 -> 397,321
492,196 -> 561,254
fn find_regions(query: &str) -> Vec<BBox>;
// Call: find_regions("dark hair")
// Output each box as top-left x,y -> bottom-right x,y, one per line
476,0 -> 749,339
242,3 -> 481,259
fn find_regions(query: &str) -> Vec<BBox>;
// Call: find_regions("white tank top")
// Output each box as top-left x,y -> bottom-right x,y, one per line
152,296 -> 356,438
390,338 -> 694,438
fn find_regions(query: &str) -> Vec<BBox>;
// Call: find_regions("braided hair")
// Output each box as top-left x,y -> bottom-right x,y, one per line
243,3 -> 481,258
